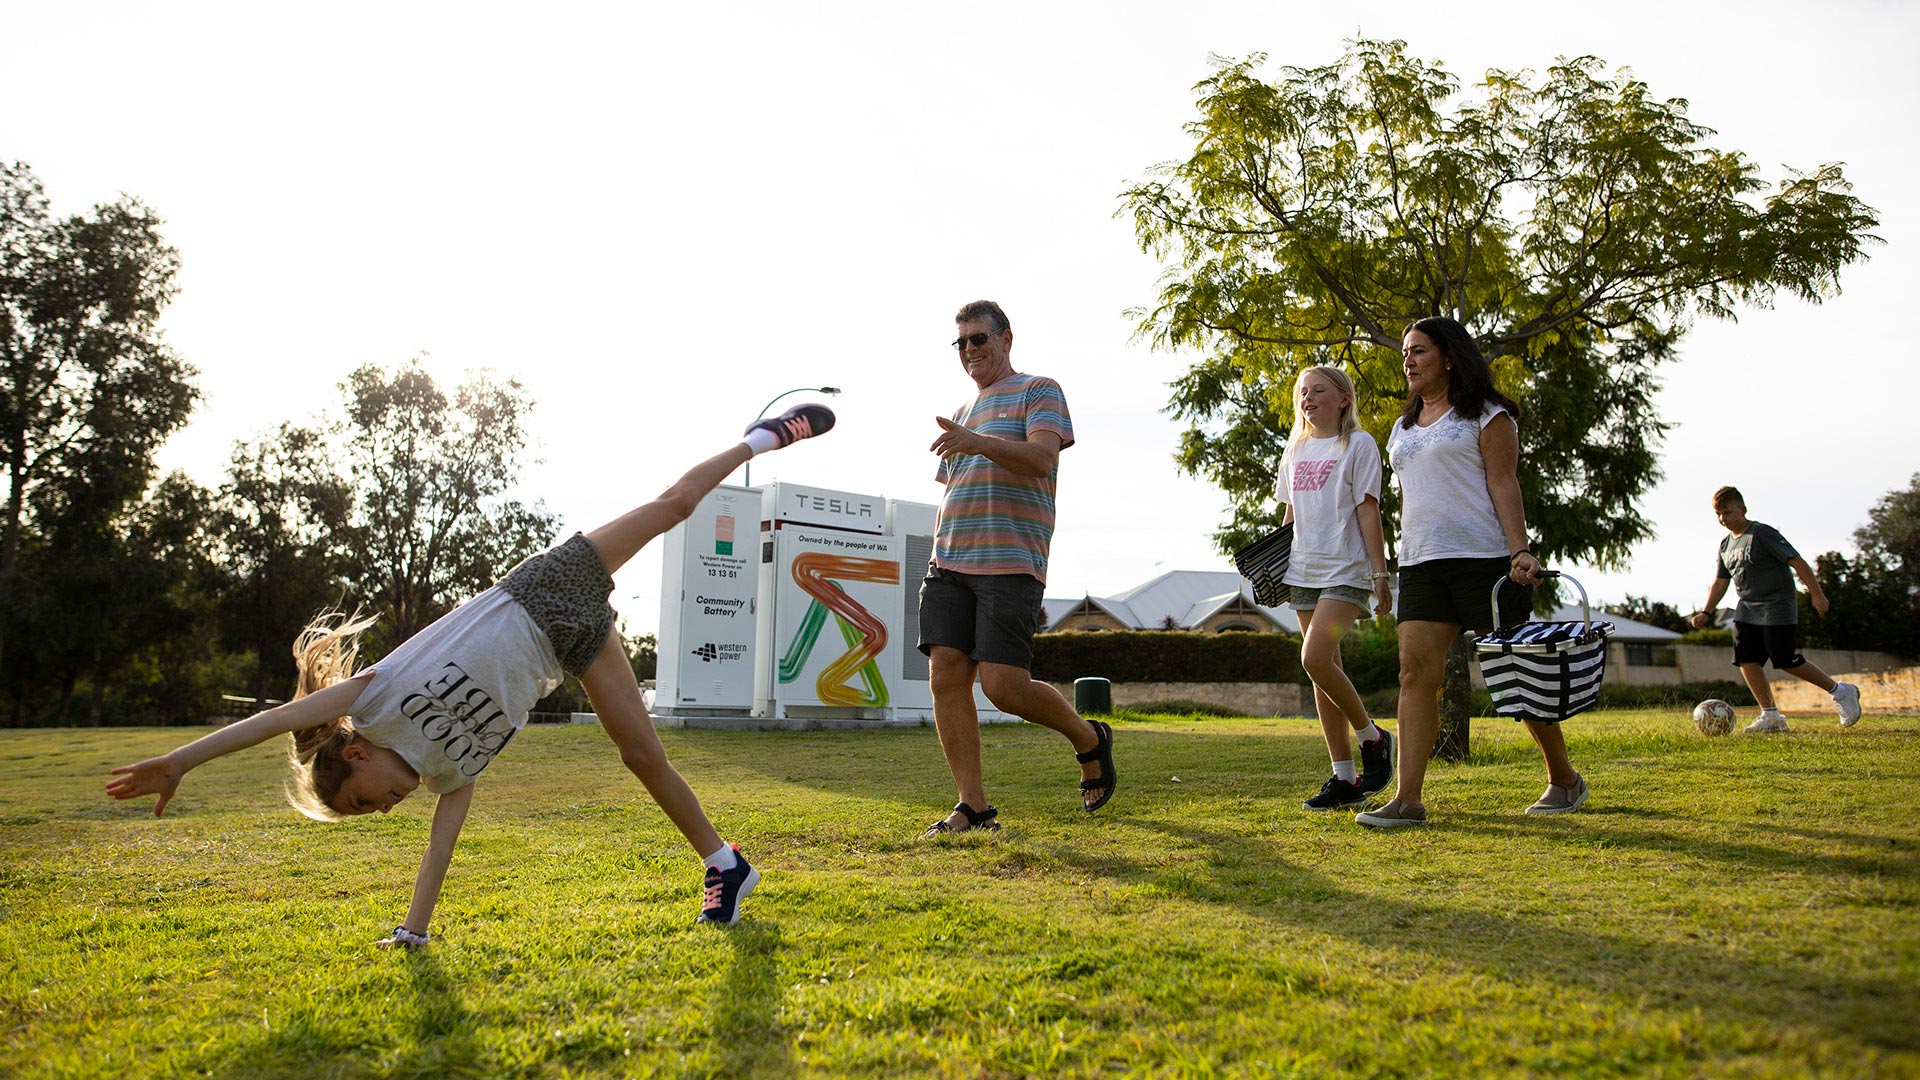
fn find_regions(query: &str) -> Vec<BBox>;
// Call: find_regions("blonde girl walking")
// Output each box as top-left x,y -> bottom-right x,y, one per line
107,405 -> 835,941
1274,366 -> 1396,810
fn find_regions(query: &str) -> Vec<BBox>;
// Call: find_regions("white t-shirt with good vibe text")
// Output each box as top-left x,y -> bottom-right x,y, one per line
1386,403 -> 1511,567
1274,432 -> 1382,591
348,586 -> 564,793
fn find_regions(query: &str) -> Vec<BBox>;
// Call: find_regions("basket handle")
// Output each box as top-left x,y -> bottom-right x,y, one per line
1489,569 -> 1591,633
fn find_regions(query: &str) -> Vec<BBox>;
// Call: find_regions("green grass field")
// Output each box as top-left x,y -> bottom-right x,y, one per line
3,710 -> 1916,1079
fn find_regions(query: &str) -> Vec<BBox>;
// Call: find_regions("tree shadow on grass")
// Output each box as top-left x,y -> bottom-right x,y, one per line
711,722 -> 1334,830
1050,815 -> 1918,1054
706,921 -> 795,1078
1444,810 -> 1918,880
196,948 -> 482,1080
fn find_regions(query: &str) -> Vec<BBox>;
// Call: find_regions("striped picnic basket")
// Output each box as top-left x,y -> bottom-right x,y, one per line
1475,571 -> 1614,723
1231,523 -> 1295,607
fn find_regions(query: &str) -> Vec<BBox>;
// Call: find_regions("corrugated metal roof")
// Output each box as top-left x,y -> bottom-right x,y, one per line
1045,569 -> 1685,643
1048,570 -> 1291,630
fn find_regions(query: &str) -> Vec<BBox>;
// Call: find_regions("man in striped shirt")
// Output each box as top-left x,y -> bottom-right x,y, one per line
916,300 -> 1117,837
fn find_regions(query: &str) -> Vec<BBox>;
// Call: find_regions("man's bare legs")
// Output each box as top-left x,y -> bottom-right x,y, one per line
927,646 -> 1103,830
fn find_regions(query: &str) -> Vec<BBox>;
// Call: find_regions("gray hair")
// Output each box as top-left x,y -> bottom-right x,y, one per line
954,299 -> 1010,333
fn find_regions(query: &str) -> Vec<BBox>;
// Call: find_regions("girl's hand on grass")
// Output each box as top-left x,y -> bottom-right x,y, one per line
376,926 -> 431,949
106,755 -> 184,817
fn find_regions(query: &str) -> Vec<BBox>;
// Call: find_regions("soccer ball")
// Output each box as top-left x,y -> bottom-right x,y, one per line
1693,699 -> 1736,737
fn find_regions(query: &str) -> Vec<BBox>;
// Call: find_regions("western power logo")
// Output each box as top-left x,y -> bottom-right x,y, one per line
777,552 -> 898,707
690,642 -> 746,664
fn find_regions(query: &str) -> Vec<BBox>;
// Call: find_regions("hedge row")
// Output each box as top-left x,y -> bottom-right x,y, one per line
1032,631 -> 1303,684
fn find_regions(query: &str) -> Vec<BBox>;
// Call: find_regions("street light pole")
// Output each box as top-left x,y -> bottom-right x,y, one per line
744,385 -> 841,488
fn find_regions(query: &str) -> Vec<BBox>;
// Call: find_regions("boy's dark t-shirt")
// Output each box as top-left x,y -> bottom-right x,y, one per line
1716,522 -> 1801,626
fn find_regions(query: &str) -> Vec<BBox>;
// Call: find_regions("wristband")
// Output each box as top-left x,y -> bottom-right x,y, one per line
1368,571 -> 1391,581
1509,549 -> 1535,564
389,925 -> 430,947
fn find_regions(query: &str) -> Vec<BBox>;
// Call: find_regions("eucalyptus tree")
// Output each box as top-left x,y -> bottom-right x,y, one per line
0,161 -> 197,676
1124,40 -> 1879,754
335,359 -> 557,644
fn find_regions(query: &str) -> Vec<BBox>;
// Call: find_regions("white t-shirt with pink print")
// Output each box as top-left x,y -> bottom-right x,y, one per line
1274,431 -> 1382,591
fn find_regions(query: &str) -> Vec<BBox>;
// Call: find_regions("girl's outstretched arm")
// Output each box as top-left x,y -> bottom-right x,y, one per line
379,780 -> 476,947
106,673 -> 374,817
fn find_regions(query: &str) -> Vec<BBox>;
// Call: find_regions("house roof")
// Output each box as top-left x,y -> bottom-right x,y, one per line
1046,570 -> 1290,631
1045,569 -> 1687,642
1560,607 -> 1683,643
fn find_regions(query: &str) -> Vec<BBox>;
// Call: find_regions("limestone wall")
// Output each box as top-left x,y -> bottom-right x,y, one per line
1768,666 -> 1920,716
1674,644 -> 1911,683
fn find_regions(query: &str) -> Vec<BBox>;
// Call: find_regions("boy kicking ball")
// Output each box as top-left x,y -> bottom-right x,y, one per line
1688,486 -> 1862,732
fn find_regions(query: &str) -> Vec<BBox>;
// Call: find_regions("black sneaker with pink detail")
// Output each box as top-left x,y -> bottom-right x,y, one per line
698,844 -> 760,927
744,404 -> 836,448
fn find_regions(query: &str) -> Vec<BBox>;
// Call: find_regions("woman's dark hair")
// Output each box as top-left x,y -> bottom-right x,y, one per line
1398,316 -> 1520,428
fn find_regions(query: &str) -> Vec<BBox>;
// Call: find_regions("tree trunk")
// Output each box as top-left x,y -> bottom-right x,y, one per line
1435,632 -> 1473,762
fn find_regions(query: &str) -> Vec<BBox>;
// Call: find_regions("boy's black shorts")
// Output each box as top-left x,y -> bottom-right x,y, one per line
1397,557 -> 1533,632
916,564 -> 1046,669
1732,621 -> 1806,670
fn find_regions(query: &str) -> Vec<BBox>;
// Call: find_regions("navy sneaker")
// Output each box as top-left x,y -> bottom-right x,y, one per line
1304,775 -> 1368,810
744,403 -> 835,448
1358,728 -> 1395,795
697,844 -> 760,927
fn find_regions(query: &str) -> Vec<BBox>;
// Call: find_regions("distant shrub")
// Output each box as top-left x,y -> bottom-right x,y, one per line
1033,631 -> 1303,683
1120,699 -> 1250,718
1678,628 -> 1734,646
1362,686 -> 1495,719
1362,687 -> 1399,717
1597,680 -> 1755,709
1339,616 -> 1400,692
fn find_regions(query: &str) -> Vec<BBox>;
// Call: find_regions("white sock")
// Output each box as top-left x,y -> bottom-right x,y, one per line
1332,759 -> 1357,783
742,429 -> 781,456
702,843 -> 738,871
1355,722 -> 1381,743
1762,707 -> 1782,718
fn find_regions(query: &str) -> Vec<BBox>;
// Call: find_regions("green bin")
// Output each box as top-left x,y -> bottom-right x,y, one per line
1073,677 -> 1112,715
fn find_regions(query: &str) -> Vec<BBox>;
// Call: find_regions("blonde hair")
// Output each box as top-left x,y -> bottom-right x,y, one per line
1290,365 -> 1359,452
285,610 -> 379,822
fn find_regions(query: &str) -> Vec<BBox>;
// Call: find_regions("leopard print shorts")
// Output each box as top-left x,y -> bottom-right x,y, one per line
498,532 -> 617,676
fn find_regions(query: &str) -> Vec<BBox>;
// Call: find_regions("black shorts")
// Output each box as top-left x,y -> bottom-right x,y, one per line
1398,556 -> 1533,632
1732,621 -> 1805,670
499,532 -> 617,676
916,564 -> 1046,669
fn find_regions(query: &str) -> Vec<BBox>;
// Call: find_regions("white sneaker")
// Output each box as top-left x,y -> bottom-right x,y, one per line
1832,682 -> 1862,727
1745,711 -> 1789,734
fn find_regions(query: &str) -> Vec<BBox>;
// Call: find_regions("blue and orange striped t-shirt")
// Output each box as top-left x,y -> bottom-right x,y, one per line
932,372 -> 1075,583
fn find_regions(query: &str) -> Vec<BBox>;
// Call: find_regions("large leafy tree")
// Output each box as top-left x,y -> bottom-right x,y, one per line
0,161 -> 198,677
336,359 -> 558,644
210,423 -> 354,705
7,469 -> 218,726
1123,40 -> 1878,756
1806,474 -> 1920,658
1123,40 -> 1879,562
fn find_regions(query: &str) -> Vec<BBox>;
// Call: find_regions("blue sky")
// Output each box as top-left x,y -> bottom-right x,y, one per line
4,0 -> 1915,631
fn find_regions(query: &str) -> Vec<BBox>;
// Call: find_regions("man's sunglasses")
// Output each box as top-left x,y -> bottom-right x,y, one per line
951,330 -> 1002,351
